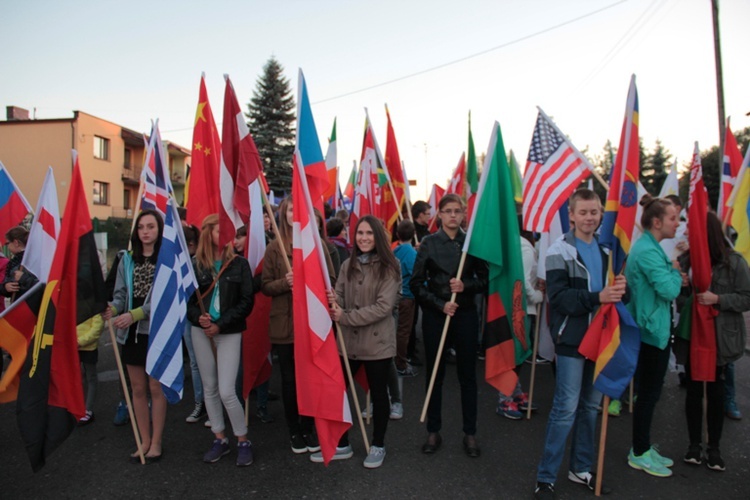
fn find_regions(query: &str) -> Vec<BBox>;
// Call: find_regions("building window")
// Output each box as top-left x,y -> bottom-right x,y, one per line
123,189 -> 131,210
124,148 -> 132,169
94,136 -> 110,160
93,181 -> 109,205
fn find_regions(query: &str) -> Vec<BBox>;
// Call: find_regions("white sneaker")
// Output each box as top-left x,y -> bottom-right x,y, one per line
204,419 -> 212,428
310,445 -> 354,463
363,445 -> 386,469
389,402 -> 403,420
361,403 -> 373,418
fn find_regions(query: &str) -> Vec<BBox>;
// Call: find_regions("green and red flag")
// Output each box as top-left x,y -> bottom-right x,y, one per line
464,121 -> 529,395
466,112 -> 479,220
17,151 -> 107,471
322,118 -> 338,202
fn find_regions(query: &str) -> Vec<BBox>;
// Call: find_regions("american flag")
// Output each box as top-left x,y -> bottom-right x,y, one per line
140,121 -> 171,217
146,198 -> 198,403
522,109 -> 593,233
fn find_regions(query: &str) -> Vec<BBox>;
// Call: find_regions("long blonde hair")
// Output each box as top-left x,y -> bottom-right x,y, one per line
195,214 -> 235,274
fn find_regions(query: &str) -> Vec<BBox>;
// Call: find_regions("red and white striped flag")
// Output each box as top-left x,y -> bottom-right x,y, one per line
293,70 -> 351,465
522,108 -> 593,232
219,74 -> 262,248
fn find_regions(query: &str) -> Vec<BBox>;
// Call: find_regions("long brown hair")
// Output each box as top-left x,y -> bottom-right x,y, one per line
347,215 -> 400,283
131,209 -> 163,264
194,214 -> 235,274
276,195 -> 294,253
706,211 -> 731,266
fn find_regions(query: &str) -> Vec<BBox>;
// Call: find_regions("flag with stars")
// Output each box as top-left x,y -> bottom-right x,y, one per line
187,73 -> 221,228
140,121 -> 172,217
522,108 -> 593,232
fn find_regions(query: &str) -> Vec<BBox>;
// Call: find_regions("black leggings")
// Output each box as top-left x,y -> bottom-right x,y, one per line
685,363 -> 725,450
339,357 -> 392,448
274,343 -> 314,437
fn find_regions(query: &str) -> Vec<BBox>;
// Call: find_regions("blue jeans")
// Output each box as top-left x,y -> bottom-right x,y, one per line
537,354 -> 602,484
183,322 -> 203,404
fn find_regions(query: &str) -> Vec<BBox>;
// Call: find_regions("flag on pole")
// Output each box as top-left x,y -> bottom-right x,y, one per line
292,70 -> 351,465
659,162 -> 680,198
220,74 -> 263,249
508,150 -> 524,204
0,161 -> 32,243
350,130 -> 375,238
187,73 -> 221,228
242,178 -> 273,398
578,75 -> 641,398
718,122 -> 744,221
728,147 -> 750,263
384,105 -> 407,218
361,111 -> 399,234
466,113 -> 479,221
343,161 -> 357,201
21,167 -> 60,283
447,153 -> 466,197
522,108 -> 594,232
146,198 -> 198,403
140,121 -> 171,217
465,121 -> 529,395
687,143 -> 718,382
17,151 -> 107,472
322,118 -> 338,202
426,183 -> 445,233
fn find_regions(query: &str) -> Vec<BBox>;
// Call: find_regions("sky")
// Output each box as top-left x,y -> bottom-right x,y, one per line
2,0 -> 749,200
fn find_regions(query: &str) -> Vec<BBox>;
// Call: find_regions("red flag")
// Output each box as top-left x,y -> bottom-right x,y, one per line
426,183 -> 445,233
0,285 -> 43,402
349,134 -> 374,239
447,152 -> 466,197
17,151 -> 107,471
187,73 -> 221,228
688,142 -> 718,381
384,105 -> 407,219
719,122 -> 744,221
293,70 -> 351,465
220,74 -> 263,248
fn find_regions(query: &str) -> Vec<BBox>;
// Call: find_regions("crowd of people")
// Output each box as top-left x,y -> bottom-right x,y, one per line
1,187 -> 748,497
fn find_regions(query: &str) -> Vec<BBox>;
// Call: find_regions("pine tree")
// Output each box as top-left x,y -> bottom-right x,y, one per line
641,139 -> 671,195
246,56 -> 295,195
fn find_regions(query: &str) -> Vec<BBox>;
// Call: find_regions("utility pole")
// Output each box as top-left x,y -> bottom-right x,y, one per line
711,0 -> 726,162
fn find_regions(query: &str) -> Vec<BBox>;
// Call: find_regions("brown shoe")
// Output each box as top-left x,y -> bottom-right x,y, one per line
422,432 -> 442,454
463,435 -> 480,458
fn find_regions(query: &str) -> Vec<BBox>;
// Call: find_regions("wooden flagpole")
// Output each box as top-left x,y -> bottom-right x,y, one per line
334,321 -> 370,452
595,395 -> 610,496
420,251 -> 468,422
526,303 -> 543,420
107,320 -> 146,465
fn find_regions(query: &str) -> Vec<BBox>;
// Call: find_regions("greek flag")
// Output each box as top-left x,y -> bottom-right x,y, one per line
146,198 -> 198,403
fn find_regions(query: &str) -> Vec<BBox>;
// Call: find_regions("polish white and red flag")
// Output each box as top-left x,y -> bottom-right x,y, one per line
522,108 -> 594,232
241,177 -> 272,399
21,167 -> 60,283
292,70 -> 352,465
219,74 -> 262,248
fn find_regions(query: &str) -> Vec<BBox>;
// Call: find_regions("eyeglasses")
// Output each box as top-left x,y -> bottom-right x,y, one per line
440,209 -> 463,215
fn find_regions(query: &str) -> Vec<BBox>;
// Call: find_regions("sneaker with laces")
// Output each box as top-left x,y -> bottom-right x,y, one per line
236,441 -> 253,466
627,449 -> 672,477
203,438 -> 230,463
390,402 -> 404,420
310,445 -> 354,463
725,399 -> 742,420
496,400 -> 523,420
113,400 -> 129,426
397,364 -> 418,377
683,444 -> 702,465
607,399 -> 622,417
649,445 -> 673,468
256,405 -> 274,424
186,401 -> 206,423
303,433 -> 320,453
534,482 -> 555,499
291,434 -> 308,454
514,392 -> 538,412
363,445 -> 386,469
79,410 -> 95,426
567,471 -> 612,494
706,448 -> 725,471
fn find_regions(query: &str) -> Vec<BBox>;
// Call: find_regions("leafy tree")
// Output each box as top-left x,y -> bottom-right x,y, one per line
246,56 -> 295,195
641,139 -> 671,195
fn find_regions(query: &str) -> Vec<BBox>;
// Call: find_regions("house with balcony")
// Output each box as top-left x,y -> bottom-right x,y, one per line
0,106 -> 190,221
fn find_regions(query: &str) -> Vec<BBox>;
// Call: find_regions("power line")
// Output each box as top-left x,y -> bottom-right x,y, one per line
312,0 -> 629,104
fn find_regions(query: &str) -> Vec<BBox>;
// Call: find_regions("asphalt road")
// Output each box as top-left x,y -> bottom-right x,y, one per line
1,332 -> 748,499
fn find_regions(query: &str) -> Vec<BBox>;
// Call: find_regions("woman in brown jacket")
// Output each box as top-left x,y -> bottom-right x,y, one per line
319,214 -> 401,469
261,196 -> 324,455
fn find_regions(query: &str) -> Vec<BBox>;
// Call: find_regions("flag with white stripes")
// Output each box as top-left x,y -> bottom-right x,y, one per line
147,198 -> 198,403
522,109 -> 593,232
140,121 -> 172,217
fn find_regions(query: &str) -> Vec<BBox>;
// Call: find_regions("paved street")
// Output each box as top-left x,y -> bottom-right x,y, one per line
1,332 -> 748,499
